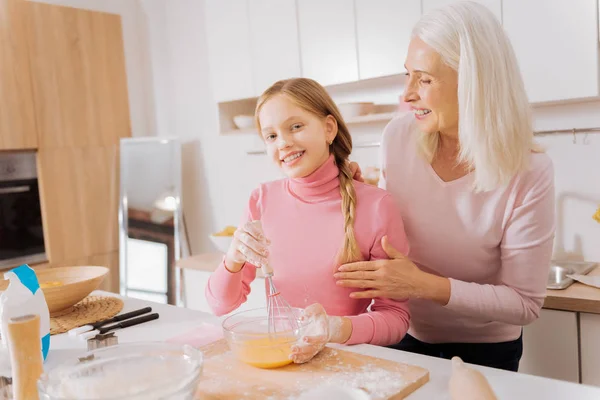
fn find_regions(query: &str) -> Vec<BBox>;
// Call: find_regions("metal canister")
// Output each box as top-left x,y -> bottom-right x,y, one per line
87,332 -> 118,351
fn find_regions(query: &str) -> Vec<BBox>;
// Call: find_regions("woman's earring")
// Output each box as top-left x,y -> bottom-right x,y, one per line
328,139 -> 333,145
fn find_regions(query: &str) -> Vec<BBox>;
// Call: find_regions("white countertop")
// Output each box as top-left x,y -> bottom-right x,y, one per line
47,291 -> 600,399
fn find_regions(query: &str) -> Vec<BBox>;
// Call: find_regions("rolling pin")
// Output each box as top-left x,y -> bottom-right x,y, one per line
6,314 -> 43,400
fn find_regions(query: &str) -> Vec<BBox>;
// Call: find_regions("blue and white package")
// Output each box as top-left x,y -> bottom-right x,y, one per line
0,264 -> 50,361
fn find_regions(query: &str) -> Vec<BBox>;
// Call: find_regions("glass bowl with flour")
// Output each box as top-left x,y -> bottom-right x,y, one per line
37,342 -> 203,400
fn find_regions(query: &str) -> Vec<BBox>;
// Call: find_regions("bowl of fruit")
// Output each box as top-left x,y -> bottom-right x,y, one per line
209,225 -> 236,253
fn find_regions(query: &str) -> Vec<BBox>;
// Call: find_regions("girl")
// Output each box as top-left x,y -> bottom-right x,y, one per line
205,78 -> 410,364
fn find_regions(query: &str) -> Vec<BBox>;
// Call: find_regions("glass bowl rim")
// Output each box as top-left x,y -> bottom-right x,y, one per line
37,341 -> 203,400
221,306 -> 309,339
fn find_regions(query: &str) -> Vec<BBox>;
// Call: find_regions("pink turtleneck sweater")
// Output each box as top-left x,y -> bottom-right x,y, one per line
206,155 -> 410,346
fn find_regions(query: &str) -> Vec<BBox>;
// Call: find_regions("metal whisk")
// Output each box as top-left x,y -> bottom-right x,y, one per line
260,263 -> 300,335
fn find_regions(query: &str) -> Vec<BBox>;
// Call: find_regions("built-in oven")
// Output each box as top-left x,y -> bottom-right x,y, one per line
0,151 -> 46,269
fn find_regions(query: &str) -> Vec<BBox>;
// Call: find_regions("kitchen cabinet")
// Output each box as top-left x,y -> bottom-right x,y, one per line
355,0 -> 421,80
183,269 -> 267,315
25,1 -> 131,148
503,0 -> 599,103
0,0 -> 37,150
580,313 -> 600,387
422,0 -> 502,22
37,146 -> 120,265
248,0 -> 301,95
205,0 -> 254,102
296,0 -> 358,86
519,309 -> 579,383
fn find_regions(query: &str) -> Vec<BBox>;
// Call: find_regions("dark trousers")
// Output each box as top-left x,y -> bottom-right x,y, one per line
389,332 -> 523,372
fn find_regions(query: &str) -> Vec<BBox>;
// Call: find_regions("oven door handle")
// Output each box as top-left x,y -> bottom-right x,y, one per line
0,185 -> 31,194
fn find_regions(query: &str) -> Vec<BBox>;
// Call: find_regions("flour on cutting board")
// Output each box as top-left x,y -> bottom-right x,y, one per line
198,347 -> 421,400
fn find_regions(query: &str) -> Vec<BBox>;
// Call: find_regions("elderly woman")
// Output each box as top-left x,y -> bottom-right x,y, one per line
338,1 -> 555,373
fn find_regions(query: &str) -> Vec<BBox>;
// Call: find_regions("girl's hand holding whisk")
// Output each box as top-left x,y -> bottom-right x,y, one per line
290,303 -> 352,364
224,221 -> 271,273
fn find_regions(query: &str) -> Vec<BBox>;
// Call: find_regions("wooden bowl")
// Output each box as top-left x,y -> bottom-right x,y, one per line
0,266 -> 109,316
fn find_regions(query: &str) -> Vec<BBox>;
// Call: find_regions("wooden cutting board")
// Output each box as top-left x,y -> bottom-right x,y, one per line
195,339 -> 429,399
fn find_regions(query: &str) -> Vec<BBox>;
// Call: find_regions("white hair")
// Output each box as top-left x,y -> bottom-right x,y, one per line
412,1 -> 540,192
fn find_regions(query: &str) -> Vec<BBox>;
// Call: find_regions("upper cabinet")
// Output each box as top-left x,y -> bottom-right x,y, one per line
205,0 -> 600,108
25,1 -> 131,148
503,0 -> 599,103
248,0 -> 301,96
355,0 -> 421,80
296,0 -> 358,86
422,0 -> 502,22
0,0 -> 38,150
205,0 -> 254,102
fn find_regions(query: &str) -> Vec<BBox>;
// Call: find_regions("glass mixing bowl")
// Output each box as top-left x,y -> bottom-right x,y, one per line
222,307 -> 314,369
37,342 -> 203,400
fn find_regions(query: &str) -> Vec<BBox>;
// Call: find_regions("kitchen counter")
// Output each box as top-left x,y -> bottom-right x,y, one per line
544,266 -> 600,314
47,291 -> 600,399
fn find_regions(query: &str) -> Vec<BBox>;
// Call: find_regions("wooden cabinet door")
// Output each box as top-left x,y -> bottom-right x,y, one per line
580,313 -> 600,387
248,0 -> 301,95
37,146 -> 119,264
205,0 -> 255,102
24,1 -> 131,148
296,0 -> 358,86
503,0 -> 599,103
0,0 -> 37,150
355,0 -> 421,80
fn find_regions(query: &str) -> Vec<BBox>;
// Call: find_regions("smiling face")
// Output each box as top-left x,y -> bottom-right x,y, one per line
403,37 -> 459,139
258,94 -> 337,178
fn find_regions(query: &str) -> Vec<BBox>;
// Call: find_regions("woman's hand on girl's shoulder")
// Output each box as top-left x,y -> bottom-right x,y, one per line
349,161 -> 364,182
334,236 -> 451,304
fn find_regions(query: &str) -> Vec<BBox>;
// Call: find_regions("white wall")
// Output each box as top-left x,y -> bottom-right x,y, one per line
533,101 -> 600,262
139,0 -> 283,255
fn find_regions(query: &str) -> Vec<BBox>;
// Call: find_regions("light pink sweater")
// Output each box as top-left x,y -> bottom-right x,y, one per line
205,154 -> 410,346
381,114 -> 556,343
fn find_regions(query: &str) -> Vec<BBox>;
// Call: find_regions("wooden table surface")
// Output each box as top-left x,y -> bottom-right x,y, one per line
544,265 -> 600,314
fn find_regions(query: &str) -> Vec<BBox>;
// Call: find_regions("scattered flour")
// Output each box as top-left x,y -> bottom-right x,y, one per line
199,348 -> 413,400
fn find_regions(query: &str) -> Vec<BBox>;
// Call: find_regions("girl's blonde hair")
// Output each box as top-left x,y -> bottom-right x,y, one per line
255,78 -> 362,265
413,1 -> 541,192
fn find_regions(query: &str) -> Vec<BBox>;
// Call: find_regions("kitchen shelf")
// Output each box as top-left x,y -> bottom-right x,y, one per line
345,111 -> 398,124
217,73 -> 408,136
247,140 -> 381,155
225,111 -> 399,136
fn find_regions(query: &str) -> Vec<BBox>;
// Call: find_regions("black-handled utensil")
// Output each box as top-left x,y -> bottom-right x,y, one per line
69,306 -> 153,337
79,313 -> 160,341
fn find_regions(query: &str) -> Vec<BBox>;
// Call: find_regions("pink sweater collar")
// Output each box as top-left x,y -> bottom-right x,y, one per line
288,154 -> 340,201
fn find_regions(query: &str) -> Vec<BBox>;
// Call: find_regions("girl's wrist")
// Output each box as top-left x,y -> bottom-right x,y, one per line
329,316 -> 352,344
224,257 -> 244,273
